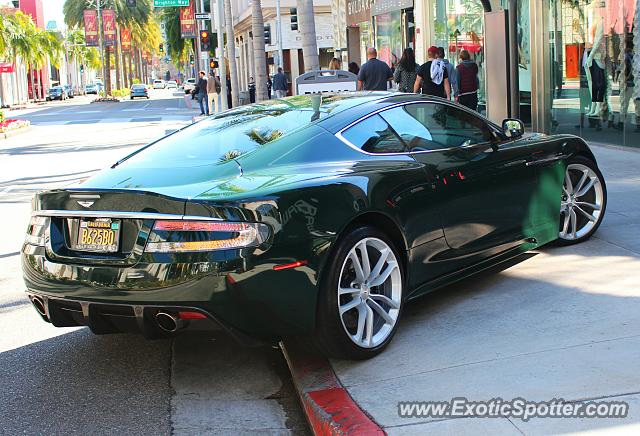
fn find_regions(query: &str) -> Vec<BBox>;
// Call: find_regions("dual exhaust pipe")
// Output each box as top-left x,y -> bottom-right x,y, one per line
31,296 -> 47,318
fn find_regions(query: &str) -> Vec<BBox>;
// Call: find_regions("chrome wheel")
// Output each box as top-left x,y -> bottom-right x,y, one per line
559,163 -> 604,241
337,237 -> 402,349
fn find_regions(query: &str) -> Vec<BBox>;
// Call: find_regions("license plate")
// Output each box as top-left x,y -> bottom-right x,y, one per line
74,218 -> 120,253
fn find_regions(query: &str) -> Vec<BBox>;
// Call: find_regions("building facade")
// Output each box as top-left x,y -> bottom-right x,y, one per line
231,0 -> 333,96
335,0 -> 640,148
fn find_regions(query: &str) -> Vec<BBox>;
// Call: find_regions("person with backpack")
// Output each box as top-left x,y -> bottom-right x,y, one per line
438,47 -> 457,99
207,72 -> 221,114
414,46 -> 450,99
393,48 -> 419,93
455,50 -> 480,111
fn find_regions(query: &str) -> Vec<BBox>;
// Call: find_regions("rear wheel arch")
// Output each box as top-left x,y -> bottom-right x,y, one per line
339,212 -> 408,266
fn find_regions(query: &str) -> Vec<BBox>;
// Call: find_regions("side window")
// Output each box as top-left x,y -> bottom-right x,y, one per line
385,103 -> 495,150
341,114 -> 406,154
380,105 -> 448,151
442,106 -> 496,146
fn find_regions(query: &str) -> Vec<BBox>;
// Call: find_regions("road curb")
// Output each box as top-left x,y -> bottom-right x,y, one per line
280,341 -> 385,436
1,125 -> 32,140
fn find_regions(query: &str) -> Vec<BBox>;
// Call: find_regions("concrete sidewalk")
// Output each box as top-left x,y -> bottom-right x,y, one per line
330,145 -> 640,435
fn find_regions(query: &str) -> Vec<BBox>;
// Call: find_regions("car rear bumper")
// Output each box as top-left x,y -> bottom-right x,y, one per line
21,238 -> 327,340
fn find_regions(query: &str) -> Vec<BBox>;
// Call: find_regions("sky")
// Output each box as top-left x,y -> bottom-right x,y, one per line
42,0 -> 66,31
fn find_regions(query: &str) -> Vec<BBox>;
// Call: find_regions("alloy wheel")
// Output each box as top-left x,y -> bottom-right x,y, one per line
559,163 -> 604,241
337,237 -> 402,348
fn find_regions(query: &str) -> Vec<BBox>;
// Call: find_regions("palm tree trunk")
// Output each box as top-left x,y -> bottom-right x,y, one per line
225,0 -> 240,106
297,0 -> 319,71
251,0 -> 268,101
29,66 -> 36,101
105,47 -> 112,95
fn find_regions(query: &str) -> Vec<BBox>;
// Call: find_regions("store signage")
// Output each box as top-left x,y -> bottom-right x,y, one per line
180,1 -> 196,39
346,0 -> 373,25
83,10 -> 99,47
154,0 -> 190,6
372,0 -> 413,16
102,9 -> 117,46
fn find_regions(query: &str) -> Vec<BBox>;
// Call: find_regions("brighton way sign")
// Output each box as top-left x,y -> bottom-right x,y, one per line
154,0 -> 189,7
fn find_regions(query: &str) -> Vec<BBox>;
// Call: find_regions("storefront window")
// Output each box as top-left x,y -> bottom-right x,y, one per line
433,0 -> 487,114
375,11 -> 403,68
517,0 -> 531,124
548,0 -> 637,147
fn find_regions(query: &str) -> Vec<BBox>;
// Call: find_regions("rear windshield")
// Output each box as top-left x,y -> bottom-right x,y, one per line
132,85 -> 146,89
119,106 -> 328,168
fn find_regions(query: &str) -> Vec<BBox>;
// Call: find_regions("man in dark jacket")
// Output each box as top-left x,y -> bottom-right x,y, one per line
196,71 -> 209,115
455,50 -> 479,111
358,48 -> 393,91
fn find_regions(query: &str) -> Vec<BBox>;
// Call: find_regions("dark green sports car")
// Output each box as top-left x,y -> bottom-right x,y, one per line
22,93 -> 607,359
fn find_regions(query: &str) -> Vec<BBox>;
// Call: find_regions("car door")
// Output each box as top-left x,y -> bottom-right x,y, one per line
381,102 -> 539,266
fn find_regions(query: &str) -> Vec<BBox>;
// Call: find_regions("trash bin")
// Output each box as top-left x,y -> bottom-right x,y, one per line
239,90 -> 250,106
295,70 -> 358,95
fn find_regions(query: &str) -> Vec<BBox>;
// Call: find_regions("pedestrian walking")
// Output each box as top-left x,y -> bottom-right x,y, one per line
393,48 -> 419,93
207,72 -> 220,114
348,62 -> 360,76
455,50 -> 479,111
329,57 -> 342,70
196,71 -> 209,116
414,46 -> 450,99
267,75 -> 273,99
438,47 -> 457,99
248,77 -> 256,103
226,75 -> 233,109
273,67 -> 288,99
357,48 -> 393,91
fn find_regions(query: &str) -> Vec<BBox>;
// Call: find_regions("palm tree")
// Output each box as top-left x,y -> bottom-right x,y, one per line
251,0 -> 268,101
64,0 -> 154,94
297,0 -> 319,71
66,28 -> 102,91
225,0 -> 239,106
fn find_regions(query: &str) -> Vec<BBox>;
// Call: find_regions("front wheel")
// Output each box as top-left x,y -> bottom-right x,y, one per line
556,156 -> 607,245
314,226 -> 404,359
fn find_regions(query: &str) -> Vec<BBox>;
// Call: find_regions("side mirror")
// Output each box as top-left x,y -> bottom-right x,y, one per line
502,118 -> 525,138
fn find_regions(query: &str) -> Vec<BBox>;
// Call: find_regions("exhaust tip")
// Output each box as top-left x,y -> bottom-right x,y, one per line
32,296 -> 47,318
155,312 -> 180,333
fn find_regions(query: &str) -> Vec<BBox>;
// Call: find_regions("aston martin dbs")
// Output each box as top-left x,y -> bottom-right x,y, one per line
21,92 -> 607,359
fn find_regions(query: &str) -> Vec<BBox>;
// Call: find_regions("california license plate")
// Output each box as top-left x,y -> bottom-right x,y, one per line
74,218 -> 120,253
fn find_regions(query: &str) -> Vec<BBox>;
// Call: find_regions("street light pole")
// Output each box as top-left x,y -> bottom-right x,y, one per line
213,0 -> 227,110
276,0 -> 283,69
96,0 -> 108,94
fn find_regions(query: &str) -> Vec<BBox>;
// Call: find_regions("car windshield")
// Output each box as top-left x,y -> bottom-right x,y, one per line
117,94 -> 382,169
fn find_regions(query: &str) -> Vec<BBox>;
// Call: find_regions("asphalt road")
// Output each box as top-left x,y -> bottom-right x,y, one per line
0,90 -> 310,435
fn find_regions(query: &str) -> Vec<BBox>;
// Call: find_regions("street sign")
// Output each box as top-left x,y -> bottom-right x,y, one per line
194,13 -> 211,20
199,51 -> 209,60
153,0 -> 189,7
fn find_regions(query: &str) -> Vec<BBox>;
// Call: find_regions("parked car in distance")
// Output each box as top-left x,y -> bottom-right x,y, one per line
85,83 -> 101,95
166,80 -> 178,89
182,78 -> 196,93
130,84 -> 149,99
46,86 -> 67,101
63,84 -> 75,98
153,79 -> 166,89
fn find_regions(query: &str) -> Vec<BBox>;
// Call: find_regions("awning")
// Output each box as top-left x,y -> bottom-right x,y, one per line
0,62 -> 14,73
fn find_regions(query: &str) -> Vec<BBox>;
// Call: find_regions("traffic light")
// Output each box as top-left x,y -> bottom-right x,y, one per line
126,0 -> 136,7
200,30 -> 211,52
159,43 -> 164,53
264,24 -> 271,45
80,65 -> 84,73
189,54 -> 194,65
209,59 -> 218,69
290,8 -> 298,31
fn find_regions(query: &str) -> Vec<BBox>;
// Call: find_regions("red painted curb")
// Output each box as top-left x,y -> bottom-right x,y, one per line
281,341 -> 386,436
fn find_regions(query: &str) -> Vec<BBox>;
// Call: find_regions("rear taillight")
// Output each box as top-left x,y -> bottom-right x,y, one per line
145,220 -> 270,253
24,215 -> 48,246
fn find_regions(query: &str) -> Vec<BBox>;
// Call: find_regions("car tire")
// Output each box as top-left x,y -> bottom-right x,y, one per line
313,225 -> 405,359
555,156 -> 607,245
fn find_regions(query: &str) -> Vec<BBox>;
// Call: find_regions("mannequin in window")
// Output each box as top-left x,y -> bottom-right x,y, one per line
585,0 -> 607,120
